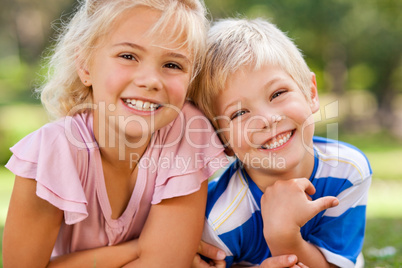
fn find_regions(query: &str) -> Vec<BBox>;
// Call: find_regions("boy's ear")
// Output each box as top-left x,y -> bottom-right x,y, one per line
76,57 -> 92,87
309,72 -> 320,113
224,146 -> 235,157
217,132 -> 235,156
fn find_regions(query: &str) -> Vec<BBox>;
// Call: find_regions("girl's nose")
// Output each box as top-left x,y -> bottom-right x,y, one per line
133,65 -> 162,91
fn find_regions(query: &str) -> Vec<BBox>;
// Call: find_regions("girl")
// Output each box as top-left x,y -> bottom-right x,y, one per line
3,0 -> 228,267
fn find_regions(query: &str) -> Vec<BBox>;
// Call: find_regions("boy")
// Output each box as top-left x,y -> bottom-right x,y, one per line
190,18 -> 372,268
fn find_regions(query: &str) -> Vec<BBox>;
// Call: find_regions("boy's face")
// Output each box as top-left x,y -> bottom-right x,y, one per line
214,64 -> 320,181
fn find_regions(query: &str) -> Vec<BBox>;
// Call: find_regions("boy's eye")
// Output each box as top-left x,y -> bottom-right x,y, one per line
271,90 -> 286,101
164,63 -> 182,70
230,110 -> 247,120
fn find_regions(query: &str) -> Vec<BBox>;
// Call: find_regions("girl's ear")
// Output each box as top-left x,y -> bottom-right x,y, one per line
309,72 -> 320,113
76,57 -> 92,87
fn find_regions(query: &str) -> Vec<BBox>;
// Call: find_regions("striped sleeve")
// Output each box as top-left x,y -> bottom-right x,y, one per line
307,138 -> 372,267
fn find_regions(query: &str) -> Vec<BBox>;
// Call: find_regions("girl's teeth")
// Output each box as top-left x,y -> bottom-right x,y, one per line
124,99 -> 159,111
136,100 -> 143,109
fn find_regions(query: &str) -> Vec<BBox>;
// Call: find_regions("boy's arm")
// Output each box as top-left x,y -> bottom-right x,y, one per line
193,241 -> 310,268
260,178 -> 339,268
192,240 -> 226,268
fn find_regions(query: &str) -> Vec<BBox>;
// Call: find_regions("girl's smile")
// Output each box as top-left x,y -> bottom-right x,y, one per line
122,98 -> 162,113
77,6 -> 192,144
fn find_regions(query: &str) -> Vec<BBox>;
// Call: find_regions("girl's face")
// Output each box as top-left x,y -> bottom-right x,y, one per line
215,64 -> 320,186
78,6 -> 192,145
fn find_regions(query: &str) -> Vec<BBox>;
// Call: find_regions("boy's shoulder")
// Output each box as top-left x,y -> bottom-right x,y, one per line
206,160 -> 242,213
313,136 -> 372,184
206,160 -> 261,231
203,160 -> 267,264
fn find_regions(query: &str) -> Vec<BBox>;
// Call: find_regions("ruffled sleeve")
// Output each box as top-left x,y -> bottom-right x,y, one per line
5,115 -> 93,224
151,102 -> 229,204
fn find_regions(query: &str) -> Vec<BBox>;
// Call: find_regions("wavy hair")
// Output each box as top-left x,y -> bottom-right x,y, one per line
38,0 -> 208,119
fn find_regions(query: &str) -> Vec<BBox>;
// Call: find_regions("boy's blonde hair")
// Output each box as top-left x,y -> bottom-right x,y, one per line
39,0 -> 208,119
189,18 -> 312,129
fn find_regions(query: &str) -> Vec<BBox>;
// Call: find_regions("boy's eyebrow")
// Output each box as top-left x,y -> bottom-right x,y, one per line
263,77 -> 285,89
222,77 -> 286,114
222,99 -> 241,115
113,42 -> 191,64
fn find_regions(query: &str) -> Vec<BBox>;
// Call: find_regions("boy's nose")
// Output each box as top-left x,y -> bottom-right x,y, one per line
247,110 -> 283,130
247,112 -> 285,146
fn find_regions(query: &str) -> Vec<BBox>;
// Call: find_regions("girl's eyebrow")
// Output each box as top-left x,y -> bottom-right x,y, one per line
113,42 -> 190,64
165,52 -> 191,65
114,42 -> 145,51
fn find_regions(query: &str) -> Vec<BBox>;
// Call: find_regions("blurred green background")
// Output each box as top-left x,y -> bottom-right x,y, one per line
0,0 -> 401,266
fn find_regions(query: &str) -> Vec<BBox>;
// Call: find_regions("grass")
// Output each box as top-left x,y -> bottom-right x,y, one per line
364,218 -> 402,267
0,104 -> 402,267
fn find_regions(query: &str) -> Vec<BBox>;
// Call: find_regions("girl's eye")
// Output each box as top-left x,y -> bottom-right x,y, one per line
164,63 -> 182,70
120,54 -> 137,61
230,110 -> 247,120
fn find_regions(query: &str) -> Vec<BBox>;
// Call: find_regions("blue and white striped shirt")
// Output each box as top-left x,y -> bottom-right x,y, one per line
202,137 -> 372,268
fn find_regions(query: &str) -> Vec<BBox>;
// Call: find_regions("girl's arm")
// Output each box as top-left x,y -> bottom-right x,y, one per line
2,176 -> 64,268
3,176 -> 138,268
123,180 -> 208,268
48,180 -> 208,267
48,240 -> 139,267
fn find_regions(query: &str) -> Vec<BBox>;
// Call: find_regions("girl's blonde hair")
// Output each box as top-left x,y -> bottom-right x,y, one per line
39,0 -> 208,119
189,18 -> 312,129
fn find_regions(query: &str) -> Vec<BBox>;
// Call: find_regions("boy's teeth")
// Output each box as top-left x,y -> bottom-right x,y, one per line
262,131 -> 292,149
124,99 -> 160,111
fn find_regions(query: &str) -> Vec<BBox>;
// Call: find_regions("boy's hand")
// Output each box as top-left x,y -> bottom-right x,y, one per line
260,178 -> 338,244
191,241 -> 226,268
259,255 -> 309,268
231,255 -> 309,268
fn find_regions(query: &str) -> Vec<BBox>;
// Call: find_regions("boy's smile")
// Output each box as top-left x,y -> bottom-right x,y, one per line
259,129 -> 294,150
215,64 -> 320,188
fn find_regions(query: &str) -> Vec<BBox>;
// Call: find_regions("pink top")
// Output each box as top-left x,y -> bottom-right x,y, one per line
6,102 -> 228,256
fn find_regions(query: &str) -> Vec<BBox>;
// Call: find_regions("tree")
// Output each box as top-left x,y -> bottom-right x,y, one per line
204,0 -> 402,131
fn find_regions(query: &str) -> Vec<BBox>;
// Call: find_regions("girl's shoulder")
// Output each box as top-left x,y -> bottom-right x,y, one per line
149,102 -> 229,204
14,112 -> 96,155
6,112 -> 94,224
